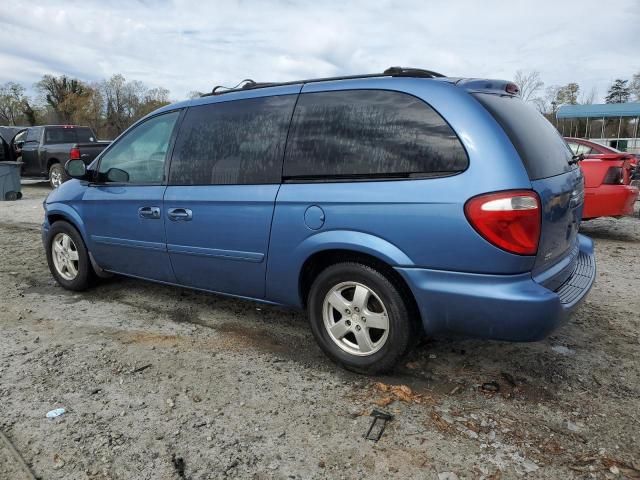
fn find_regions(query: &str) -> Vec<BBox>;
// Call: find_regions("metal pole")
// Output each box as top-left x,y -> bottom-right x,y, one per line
570,120 -> 573,137
585,117 -> 589,138
601,116 -> 605,140
561,119 -> 565,135
634,116 -> 639,150
617,116 -> 622,140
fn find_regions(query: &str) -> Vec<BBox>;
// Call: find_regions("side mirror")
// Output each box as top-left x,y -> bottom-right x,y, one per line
65,159 -> 87,179
106,167 -> 129,183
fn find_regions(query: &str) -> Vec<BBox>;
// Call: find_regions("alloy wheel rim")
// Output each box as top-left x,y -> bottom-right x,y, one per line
322,281 -> 389,356
51,170 -> 62,187
52,233 -> 79,281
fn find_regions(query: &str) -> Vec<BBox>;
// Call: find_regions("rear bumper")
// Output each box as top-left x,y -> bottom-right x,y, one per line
583,184 -> 639,219
396,234 -> 595,341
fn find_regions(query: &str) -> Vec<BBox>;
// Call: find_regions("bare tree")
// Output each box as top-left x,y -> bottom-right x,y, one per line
0,82 -> 28,125
513,70 -> 544,102
631,73 -> 640,102
579,87 -> 597,105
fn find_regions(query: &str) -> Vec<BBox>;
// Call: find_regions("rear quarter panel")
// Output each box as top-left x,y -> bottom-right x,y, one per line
266,78 -> 536,307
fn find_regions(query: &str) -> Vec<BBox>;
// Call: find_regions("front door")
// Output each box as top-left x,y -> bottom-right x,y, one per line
164,92 -> 298,298
20,127 -> 43,176
83,110 -> 181,282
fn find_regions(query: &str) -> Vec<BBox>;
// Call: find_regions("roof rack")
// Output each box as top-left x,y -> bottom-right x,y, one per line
205,66 -> 446,96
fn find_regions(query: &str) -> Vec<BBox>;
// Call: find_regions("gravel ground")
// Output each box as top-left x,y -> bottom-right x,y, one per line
0,183 -> 639,480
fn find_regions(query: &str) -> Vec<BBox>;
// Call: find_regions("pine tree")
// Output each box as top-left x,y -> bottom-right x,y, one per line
605,79 -> 630,103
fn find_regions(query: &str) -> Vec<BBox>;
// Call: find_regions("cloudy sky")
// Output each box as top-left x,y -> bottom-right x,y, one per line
1,0 -> 638,102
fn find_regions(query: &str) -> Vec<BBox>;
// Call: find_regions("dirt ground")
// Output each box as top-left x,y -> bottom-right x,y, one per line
0,183 -> 639,480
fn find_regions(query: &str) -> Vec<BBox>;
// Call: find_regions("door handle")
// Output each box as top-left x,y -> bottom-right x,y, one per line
167,208 -> 193,221
138,206 -> 161,219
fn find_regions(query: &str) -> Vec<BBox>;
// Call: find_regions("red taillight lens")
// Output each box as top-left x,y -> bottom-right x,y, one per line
70,147 -> 80,160
465,190 -> 541,256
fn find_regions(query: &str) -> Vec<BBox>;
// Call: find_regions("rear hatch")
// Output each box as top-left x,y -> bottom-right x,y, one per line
473,93 -> 583,284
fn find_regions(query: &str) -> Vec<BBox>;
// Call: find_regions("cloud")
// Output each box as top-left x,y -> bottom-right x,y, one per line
0,0 -> 638,101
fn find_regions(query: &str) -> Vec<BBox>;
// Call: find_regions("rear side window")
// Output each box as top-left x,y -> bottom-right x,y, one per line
76,128 -> 96,143
473,93 -> 574,180
170,95 -> 296,185
283,89 -> 468,179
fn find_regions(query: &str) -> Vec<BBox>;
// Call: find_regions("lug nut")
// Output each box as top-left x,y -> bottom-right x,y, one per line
345,309 -> 351,315
355,325 -> 361,331
354,307 -> 360,312
345,320 -> 351,326
362,317 -> 366,322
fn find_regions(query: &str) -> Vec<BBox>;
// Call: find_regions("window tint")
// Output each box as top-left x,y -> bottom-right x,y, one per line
45,128 -> 78,144
98,111 -> 180,183
473,93 -> 575,180
283,90 -> 468,179
169,95 -> 296,185
76,127 -> 96,143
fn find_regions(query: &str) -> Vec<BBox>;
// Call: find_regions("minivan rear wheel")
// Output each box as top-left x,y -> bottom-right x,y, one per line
308,262 -> 414,374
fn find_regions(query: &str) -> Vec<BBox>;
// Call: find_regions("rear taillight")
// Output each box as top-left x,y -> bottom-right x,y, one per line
464,190 -> 541,256
70,147 -> 80,160
603,167 -> 623,185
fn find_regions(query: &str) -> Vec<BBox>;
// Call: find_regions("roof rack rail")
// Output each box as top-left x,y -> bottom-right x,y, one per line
204,66 -> 446,96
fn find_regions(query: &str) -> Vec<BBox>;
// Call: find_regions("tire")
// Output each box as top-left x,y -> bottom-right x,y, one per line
46,221 -> 95,291
307,262 -> 417,374
49,163 -> 67,189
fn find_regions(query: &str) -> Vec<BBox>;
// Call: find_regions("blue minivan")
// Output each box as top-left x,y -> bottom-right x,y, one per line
43,67 -> 596,373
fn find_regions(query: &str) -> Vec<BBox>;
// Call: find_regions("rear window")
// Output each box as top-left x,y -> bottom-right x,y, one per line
44,127 -> 95,144
473,93 -> 574,180
283,90 -> 468,180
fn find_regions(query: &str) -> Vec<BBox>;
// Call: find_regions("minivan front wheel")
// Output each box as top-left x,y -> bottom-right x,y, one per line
46,221 -> 94,291
308,262 -> 414,374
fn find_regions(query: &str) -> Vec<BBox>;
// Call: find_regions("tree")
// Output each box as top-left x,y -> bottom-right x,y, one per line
605,79 -> 630,104
36,75 -> 91,123
513,70 -> 544,103
188,91 -> 205,99
628,73 -> 639,102
0,82 -> 28,125
137,86 -> 170,117
556,83 -> 580,105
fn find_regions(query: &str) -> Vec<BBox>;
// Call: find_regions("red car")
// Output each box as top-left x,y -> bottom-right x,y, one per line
565,137 -> 638,220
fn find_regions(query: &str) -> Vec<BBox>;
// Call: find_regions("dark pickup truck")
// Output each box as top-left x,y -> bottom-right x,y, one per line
15,125 -> 110,188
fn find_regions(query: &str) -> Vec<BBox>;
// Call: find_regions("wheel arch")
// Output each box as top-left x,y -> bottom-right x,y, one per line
297,248 -> 422,330
46,204 -> 88,244
47,157 -> 61,170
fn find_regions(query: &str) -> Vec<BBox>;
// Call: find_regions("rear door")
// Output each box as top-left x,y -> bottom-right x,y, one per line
164,91 -> 298,298
473,93 -> 583,273
82,111 -> 181,282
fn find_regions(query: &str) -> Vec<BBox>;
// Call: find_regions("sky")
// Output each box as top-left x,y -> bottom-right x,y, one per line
0,0 -> 638,102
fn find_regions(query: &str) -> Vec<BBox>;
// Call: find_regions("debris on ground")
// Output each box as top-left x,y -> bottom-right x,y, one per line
480,382 -> 500,393
364,409 -> 393,442
45,408 -> 65,419
372,382 -> 430,406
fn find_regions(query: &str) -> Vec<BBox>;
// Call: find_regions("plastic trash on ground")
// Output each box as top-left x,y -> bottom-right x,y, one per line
46,408 -> 65,419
